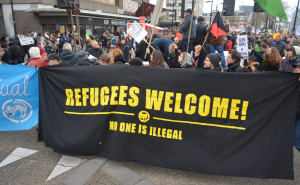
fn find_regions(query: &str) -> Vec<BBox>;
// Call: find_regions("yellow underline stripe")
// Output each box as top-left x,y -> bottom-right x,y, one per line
64,111 -> 135,116
153,117 -> 246,130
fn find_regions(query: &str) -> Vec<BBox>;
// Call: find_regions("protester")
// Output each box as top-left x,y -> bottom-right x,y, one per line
44,32 -> 50,41
253,43 -> 268,70
271,34 -> 287,57
125,37 -> 133,59
178,52 -> 193,68
194,45 -> 208,69
112,48 -> 127,64
148,50 -> 165,68
225,36 -> 232,51
114,36 -> 121,48
168,43 -> 180,68
243,55 -> 259,72
106,33 -> 113,53
119,38 -> 130,62
194,16 -> 207,47
88,41 -> 103,59
226,49 -> 243,72
101,33 -> 108,51
129,57 -> 143,66
203,53 -> 222,71
289,35 -> 299,47
14,36 -> 26,62
207,28 -> 227,69
86,38 -> 92,51
171,33 -> 176,41
36,33 -> 44,47
50,36 -> 58,54
135,39 -> 147,61
174,38 -> 182,51
180,9 -> 196,52
8,37 -> 23,64
152,38 -> 174,65
44,53 -> 70,66
75,50 -> 98,65
66,33 -> 72,43
261,47 -> 281,71
279,46 -> 300,72
60,43 -> 79,65
0,43 -> 10,64
43,40 -> 52,55
27,47 -> 48,67
71,39 -> 82,54
99,53 -> 111,65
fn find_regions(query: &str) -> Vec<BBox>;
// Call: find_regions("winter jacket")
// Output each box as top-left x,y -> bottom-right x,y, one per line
168,49 -> 180,68
27,57 -> 48,67
86,43 -> 92,51
279,56 -> 300,73
114,56 -> 127,64
195,47 -> 208,69
225,40 -> 232,51
135,40 -> 147,61
57,36 -> 65,54
1,50 -> 10,64
44,46 -> 52,55
180,14 -> 197,41
8,44 -> 23,64
101,37 -> 108,46
119,44 -> 130,62
88,47 -> 103,59
253,49 -> 267,70
194,22 -> 207,46
227,63 -> 243,72
271,41 -> 286,57
152,38 -> 175,65
66,37 -> 72,43
75,58 -> 98,65
207,33 -> 224,46
15,40 -> 26,57
60,50 -> 79,65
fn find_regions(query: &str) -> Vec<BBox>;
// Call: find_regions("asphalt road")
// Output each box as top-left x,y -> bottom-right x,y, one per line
0,127 -> 300,185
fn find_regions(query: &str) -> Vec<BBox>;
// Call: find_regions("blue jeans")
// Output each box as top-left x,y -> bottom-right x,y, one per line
294,119 -> 300,152
209,45 -> 226,69
182,40 -> 193,53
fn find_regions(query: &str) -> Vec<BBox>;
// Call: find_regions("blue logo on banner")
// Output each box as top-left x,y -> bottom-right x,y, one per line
0,65 -> 39,131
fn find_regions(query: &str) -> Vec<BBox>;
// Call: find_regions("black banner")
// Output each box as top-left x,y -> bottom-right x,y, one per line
39,66 -> 299,179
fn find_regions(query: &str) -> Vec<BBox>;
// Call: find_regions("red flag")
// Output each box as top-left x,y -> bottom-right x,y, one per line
210,11 -> 227,38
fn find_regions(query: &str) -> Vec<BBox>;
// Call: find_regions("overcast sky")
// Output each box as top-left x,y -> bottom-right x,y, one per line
149,0 -> 298,15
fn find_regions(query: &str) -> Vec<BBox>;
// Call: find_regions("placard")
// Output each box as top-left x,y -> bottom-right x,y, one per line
236,35 -> 248,59
18,35 -> 34,46
127,21 -> 148,43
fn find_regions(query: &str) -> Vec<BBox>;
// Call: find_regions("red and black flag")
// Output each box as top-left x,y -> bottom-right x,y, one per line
210,11 -> 227,38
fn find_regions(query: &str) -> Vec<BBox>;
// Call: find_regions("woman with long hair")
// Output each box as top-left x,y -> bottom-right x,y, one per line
168,43 -> 180,68
149,50 -> 165,68
194,45 -> 208,69
111,48 -> 127,65
261,47 -> 282,71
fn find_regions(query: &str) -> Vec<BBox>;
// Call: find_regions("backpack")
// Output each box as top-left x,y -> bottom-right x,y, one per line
194,25 -> 202,45
51,42 -> 57,53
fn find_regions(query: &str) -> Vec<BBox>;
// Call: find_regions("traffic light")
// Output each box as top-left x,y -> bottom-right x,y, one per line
223,0 -> 235,16
253,2 -> 264,12
57,0 -> 80,9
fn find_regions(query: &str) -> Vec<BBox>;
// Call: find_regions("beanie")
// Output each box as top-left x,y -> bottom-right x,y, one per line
206,53 -> 222,68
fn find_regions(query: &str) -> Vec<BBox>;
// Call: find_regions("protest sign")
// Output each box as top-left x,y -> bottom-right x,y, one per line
175,32 -> 182,40
273,33 -> 280,39
127,21 -> 148,43
18,35 -> 34,46
39,65 -> 298,180
236,35 -> 248,59
0,65 -> 39,131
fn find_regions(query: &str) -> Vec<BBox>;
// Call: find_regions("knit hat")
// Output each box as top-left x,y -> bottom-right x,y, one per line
293,46 -> 300,56
129,57 -> 143,66
206,53 -> 222,68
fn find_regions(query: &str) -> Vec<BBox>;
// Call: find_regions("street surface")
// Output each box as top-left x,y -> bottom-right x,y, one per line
0,127 -> 300,185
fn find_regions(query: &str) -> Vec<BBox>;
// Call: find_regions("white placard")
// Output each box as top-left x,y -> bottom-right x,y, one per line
236,35 -> 248,59
127,21 -> 148,43
296,25 -> 300,36
18,35 -> 34,46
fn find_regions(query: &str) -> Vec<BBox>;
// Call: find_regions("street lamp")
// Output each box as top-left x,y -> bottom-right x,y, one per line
205,0 -> 213,26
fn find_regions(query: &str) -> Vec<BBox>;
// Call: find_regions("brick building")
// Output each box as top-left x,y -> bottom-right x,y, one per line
0,0 -> 147,38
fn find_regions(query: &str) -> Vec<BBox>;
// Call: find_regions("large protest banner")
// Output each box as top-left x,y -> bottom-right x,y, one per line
39,66 -> 299,179
0,65 -> 39,131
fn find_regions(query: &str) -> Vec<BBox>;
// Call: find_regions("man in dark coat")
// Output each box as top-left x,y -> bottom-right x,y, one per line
119,38 -> 130,62
180,9 -> 196,52
194,16 -> 207,47
271,34 -> 286,57
226,49 -> 243,72
8,37 -> 23,64
152,38 -> 174,65
60,43 -> 79,65
135,40 -> 147,61
203,53 -> 222,72
75,50 -> 98,65
88,41 -> 103,59
57,33 -> 65,54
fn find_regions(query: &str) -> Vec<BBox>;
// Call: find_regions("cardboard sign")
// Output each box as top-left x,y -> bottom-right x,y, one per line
236,35 -> 248,59
127,21 -> 148,43
175,32 -> 182,40
18,35 -> 34,46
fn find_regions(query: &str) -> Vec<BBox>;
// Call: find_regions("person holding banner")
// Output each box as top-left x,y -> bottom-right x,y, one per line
280,46 -> 300,73
203,53 -> 222,71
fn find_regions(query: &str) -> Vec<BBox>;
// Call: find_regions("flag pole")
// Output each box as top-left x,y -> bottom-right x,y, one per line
184,1 -> 196,67
144,0 -> 164,59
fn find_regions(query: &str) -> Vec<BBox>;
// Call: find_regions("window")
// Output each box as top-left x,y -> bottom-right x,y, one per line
80,17 -> 89,24
53,16 -> 68,24
115,0 -> 119,6
41,17 -> 52,24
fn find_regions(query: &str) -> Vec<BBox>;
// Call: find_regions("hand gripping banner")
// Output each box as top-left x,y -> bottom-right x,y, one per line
38,65 -> 299,179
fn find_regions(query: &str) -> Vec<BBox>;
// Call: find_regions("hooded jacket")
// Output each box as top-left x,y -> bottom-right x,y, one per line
88,47 -> 103,59
152,38 -> 174,65
181,53 -> 193,68
114,56 -> 127,64
180,14 -> 197,41
135,40 -> 147,61
60,50 -> 79,65
227,63 -> 243,72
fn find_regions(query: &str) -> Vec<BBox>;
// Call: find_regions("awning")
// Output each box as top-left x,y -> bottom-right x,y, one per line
25,8 -> 139,20
135,2 -> 168,17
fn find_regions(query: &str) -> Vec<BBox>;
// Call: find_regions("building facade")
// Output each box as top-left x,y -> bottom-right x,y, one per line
0,0 -> 146,38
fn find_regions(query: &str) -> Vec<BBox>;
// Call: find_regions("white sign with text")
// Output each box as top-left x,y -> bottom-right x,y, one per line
127,21 -> 147,43
236,35 -> 248,59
